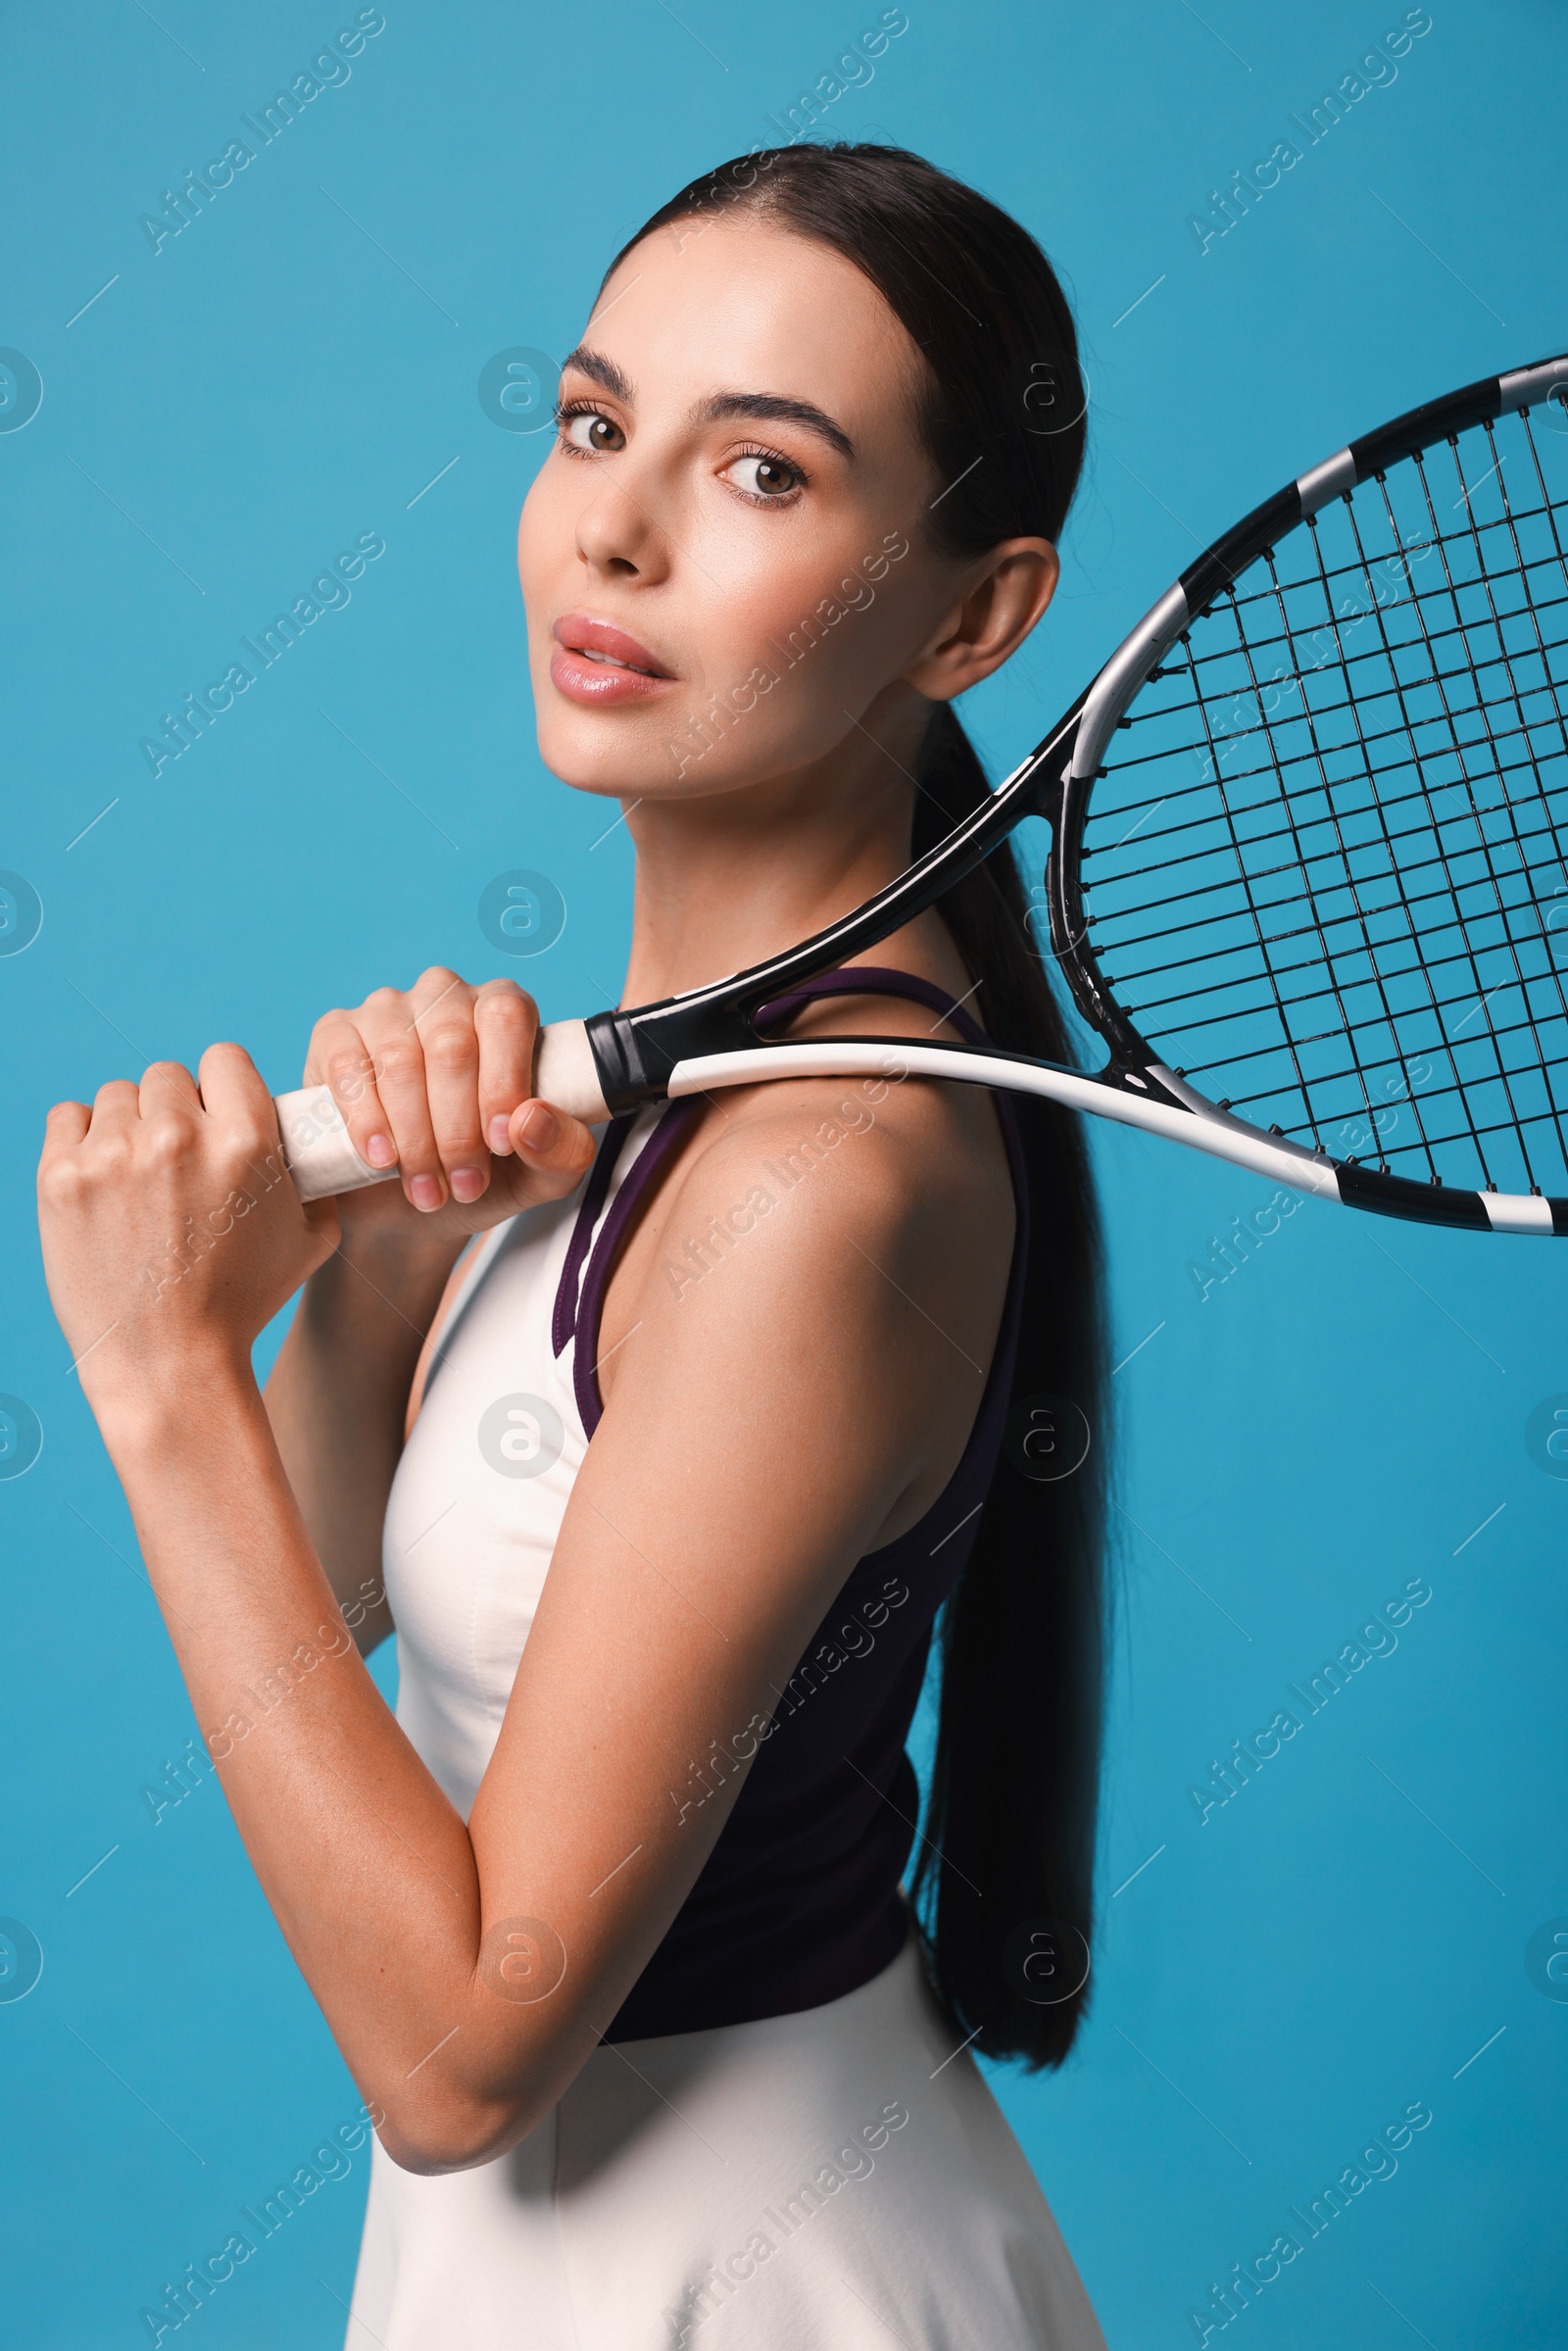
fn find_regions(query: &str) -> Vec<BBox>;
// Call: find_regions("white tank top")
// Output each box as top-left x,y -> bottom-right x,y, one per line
380,1108 -> 661,1819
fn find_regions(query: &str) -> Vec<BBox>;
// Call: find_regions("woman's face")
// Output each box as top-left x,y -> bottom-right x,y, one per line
516,209 -> 965,804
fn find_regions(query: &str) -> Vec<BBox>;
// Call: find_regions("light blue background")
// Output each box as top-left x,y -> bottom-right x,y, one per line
2,2 -> 1565,2343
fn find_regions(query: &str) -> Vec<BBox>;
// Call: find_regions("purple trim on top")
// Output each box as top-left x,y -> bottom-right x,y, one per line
755,963 -> 993,1049
572,1098 -> 707,1435
552,1114 -> 639,1358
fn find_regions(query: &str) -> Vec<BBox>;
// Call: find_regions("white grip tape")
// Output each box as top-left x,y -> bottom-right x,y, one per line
271,1086 -> 395,1202
271,1018 -> 610,1202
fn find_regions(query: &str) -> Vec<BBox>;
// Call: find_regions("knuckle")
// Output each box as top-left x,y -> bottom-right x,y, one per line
226,1117 -> 276,1165
39,1156 -> 86,1209
372,1039 -> 420,1087
477,977 -> 529,1012
143,1115 -> 197,1167
325,1045 -> 377,1101
92,1131 -> 134,1178
422,1022 -> 477,1075
478,990 -> 536,1043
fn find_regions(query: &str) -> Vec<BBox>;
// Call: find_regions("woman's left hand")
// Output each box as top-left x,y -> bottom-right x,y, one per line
37,1043 -> 340,1435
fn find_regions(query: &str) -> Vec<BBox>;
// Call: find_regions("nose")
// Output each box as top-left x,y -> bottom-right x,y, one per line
573,464 -> 672,586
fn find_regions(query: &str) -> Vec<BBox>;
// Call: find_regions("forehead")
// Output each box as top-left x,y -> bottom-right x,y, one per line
580,212 -> 927,449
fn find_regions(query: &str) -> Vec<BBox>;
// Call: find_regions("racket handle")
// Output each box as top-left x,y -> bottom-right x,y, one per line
272,1018 -> 611,1202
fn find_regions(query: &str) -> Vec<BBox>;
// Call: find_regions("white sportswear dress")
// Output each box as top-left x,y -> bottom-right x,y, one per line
345,1100 -> 1109,2351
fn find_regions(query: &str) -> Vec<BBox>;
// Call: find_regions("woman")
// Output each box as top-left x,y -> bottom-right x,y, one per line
38,144 -> 1110,2348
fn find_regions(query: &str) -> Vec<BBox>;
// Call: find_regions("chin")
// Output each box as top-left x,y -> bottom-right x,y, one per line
530,710 -> 683,804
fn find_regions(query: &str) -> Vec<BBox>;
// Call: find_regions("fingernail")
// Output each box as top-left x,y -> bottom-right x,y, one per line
410,1173 -> 443,1211
516,1103 -> 560,1154
450,1166 -> 486,1202
487,1114 -> 514,1153
366,1132 -> 396,1168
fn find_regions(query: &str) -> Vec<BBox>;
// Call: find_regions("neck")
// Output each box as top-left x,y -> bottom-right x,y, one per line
616,689 -> 950,1004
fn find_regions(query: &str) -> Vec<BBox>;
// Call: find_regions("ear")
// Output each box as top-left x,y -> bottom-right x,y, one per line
903,537 -> 1059,703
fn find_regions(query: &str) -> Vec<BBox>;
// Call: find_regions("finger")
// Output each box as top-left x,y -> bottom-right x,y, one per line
138,1059 -> 202,1109
306,1006 -> 401,1176
360,986 -> 447,1212
508,1098 -> 599,1185
408,969 -> 487,1204
41,1100 -> 90,1151
132,1061 -> 203,1173
314,989 -> 452,1208
196,1042 -> 282,1165
474,980 -> 539,1157
89,1078 -> 144,1131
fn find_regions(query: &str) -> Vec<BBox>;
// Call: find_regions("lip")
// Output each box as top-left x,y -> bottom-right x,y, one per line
550,612 -> 676,706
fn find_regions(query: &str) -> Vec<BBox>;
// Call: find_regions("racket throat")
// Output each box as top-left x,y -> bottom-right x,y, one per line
1104,1059 -> 1192,1112
585,1002 -> 763,1112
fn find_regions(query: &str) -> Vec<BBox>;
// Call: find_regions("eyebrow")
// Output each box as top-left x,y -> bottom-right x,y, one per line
693,392 -> 855,463
558,346 -> 855,463
560,345 -> 633,403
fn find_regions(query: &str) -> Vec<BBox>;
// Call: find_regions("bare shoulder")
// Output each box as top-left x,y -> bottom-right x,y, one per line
647,972 -> 1009,1276
598,982 -> 1015,1539
676,1066 -> 999,1257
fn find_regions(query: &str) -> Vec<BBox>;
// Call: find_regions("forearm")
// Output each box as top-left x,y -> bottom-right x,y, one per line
264,1237 -> 463,1650
111,1359 -> 547,2165
36,998 -> 609,2171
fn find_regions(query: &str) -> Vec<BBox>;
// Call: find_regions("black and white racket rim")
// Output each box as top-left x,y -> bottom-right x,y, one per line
1038,350 -> 1568,1236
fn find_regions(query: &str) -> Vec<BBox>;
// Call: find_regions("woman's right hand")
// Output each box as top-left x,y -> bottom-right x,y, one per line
302,966 -> 599,1252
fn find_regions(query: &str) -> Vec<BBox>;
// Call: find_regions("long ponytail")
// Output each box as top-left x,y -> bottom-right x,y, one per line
612,143 -> 1110,2067
906,703 -> 1110,2069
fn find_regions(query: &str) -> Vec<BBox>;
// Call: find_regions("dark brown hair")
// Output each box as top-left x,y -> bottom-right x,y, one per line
607,143 -> 1109,2068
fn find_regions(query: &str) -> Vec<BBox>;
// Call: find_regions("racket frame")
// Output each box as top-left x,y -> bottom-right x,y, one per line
582,351 -> 1568,1237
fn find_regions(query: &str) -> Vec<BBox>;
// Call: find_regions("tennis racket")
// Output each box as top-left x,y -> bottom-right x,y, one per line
276,351 -> 1568,1236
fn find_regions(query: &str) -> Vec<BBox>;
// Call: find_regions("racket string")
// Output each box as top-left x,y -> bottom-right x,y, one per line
1391,441 -> 1567,1182
1336,461 -> 1525,1186
1250,530 -> 1451,1176
1454,419 -> 1568,959
1077,394 -> 1568,1195
1109,547 -> 1560,1165
1095,588 -> 1568,823
1184,638 -> 1326,1144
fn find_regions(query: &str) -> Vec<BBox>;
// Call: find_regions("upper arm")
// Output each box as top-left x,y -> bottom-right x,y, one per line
453,1064 -> 1012,2148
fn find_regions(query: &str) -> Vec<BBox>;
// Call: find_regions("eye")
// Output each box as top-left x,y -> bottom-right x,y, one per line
721,446 -> 807,503
557,403 -> 625,455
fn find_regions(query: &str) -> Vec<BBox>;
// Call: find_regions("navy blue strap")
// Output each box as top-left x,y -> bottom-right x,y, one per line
552,1112 -> 639,1357
755,963 -> 992,1047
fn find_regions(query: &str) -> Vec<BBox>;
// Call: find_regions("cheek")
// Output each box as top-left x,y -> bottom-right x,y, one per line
685,551 -> 916,760
516,475 -> 555,618
516,464 -> 926,797
516,474 -> 580,712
